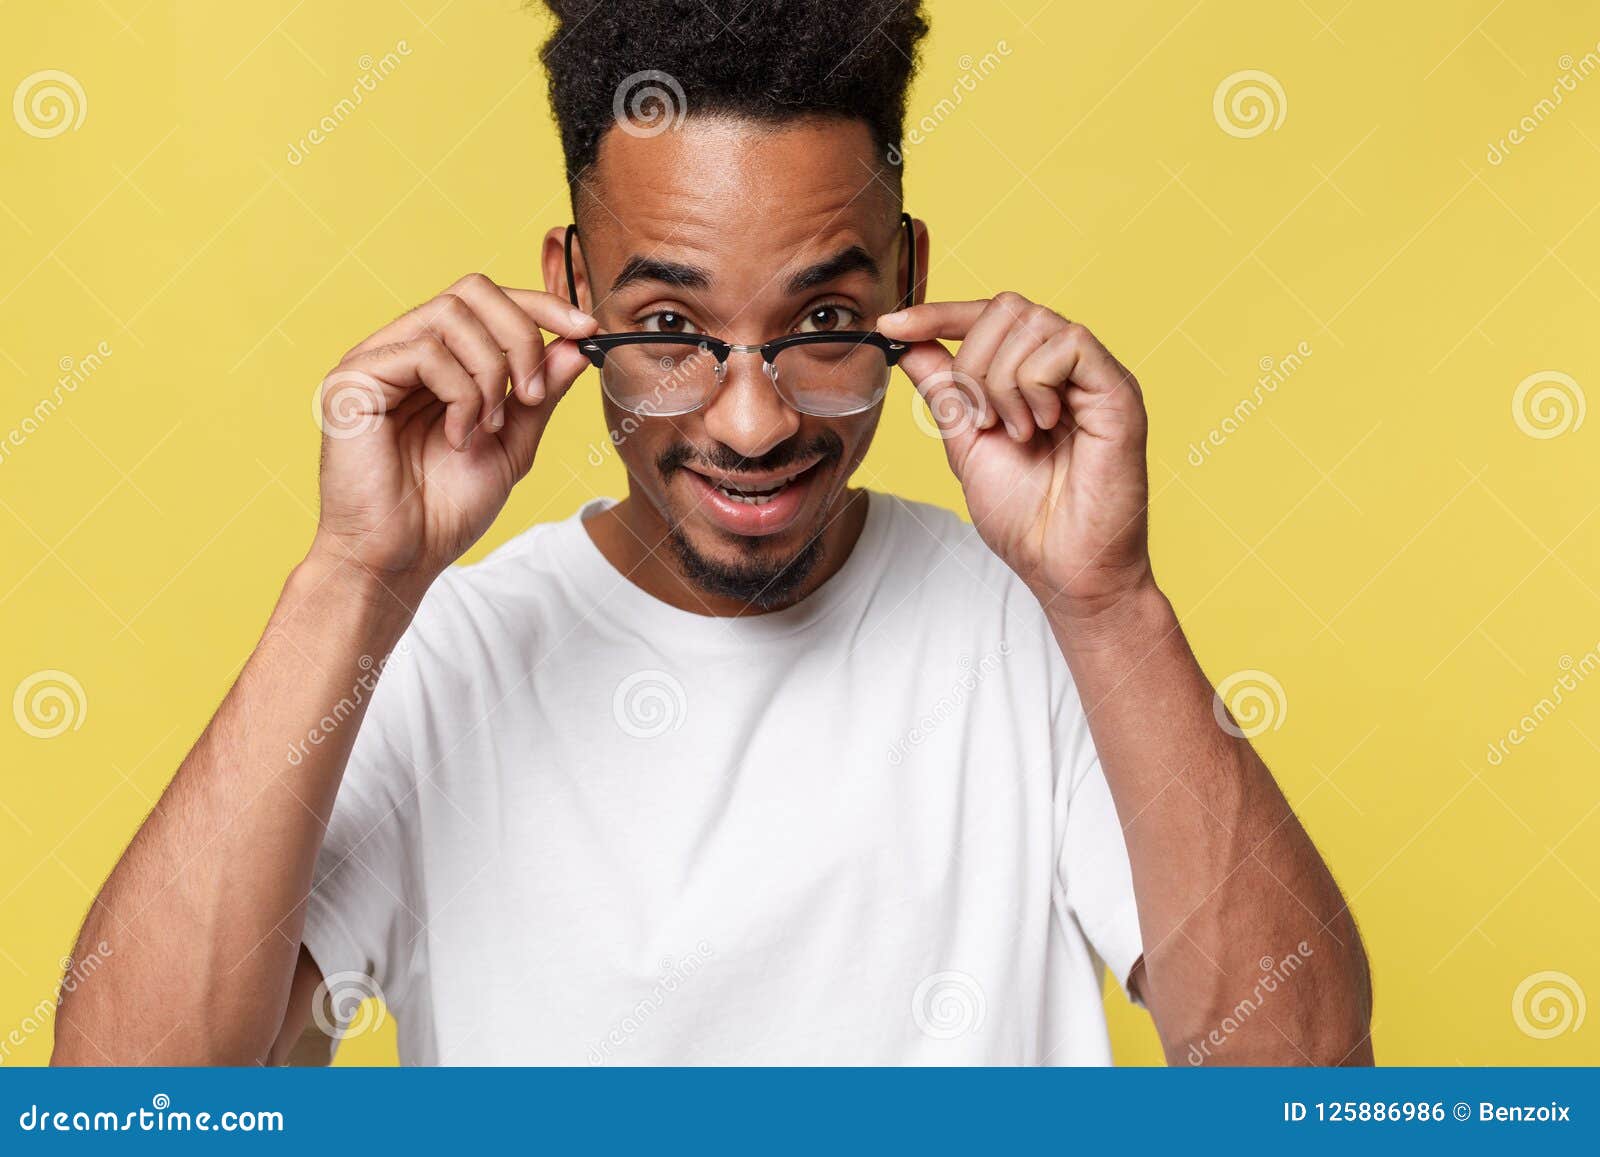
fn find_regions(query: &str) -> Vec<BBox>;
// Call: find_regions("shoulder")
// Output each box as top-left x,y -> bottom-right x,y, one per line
394,501 -> 606,667
869,490 -> 1032,607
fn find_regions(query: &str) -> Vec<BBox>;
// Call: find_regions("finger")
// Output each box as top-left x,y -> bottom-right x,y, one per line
989,305 -> 1067,432
501,287 -> 598,339
875,299 -> 990,343
953,295 -> 1037,439
343,335 -> 483,450
348,292 -> 509,436
446,274 -> 547,415
347,278 -> 595,356
496,338 -> 594,474
427,293 -> 518,435
895,340 -> 956,393
1019,324 -> 1143,441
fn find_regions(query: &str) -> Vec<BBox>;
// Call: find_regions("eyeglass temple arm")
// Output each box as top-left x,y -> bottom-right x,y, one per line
564,224 -> 581,309
898,212 -> 918,312
566,213 -> 917,313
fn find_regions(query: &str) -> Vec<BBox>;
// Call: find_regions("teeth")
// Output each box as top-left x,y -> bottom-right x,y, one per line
704,466 -> 810,507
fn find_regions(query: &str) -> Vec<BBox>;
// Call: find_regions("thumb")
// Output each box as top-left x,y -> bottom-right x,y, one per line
499,338 -> 592,473
898,341 -> 996,443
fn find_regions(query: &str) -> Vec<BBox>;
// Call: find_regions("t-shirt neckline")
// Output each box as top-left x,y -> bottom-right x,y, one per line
557,490 -> 892,645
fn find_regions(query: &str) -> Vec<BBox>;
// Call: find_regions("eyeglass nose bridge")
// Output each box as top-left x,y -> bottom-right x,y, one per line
710,343 -> 781,384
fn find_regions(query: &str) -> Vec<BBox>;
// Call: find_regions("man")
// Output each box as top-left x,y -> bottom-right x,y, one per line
54,0 -> 1370,1066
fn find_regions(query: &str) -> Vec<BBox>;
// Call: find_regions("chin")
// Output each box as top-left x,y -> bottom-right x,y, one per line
668,505 -> 831,610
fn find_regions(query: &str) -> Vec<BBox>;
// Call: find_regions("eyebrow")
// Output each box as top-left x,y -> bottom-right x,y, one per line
606,245 -> 882,297
609,256 -> 711,294
785,246 -> 880,295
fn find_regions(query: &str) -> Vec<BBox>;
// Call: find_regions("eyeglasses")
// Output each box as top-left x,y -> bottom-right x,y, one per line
562,213 -> 916,418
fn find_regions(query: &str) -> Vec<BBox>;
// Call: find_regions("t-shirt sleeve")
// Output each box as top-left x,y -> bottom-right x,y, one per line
300,649 -> 426,1022
1050,655 -> 1144,1000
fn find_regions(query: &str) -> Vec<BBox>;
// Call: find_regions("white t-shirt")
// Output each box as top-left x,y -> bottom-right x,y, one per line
303,490 -> 1142,1065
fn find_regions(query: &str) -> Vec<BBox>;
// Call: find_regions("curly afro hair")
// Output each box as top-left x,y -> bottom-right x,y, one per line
537,0 -> 929,192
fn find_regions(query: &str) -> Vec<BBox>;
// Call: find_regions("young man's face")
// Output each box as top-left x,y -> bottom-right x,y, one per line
546,116 -> 916,607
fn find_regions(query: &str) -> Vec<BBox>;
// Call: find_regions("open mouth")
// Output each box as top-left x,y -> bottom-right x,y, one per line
706,468 -> 810,506
679,456 -> 828,535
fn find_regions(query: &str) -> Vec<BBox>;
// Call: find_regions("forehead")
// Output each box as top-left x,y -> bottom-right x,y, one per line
578,115 -> 901,282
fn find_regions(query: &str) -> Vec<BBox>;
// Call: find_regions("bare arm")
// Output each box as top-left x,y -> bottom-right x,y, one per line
52,275 -> 596,1065
1049,586 -> 1371,1065
879,288 -> 1371,1065
51,558 -> 412,1065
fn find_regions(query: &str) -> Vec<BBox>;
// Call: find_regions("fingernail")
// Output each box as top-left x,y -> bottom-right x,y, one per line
528,372 -> 546,403
879,310 -> 906,326
1004,420 -> 1020,440
568,307 -> 593,329
490,407 -> 505,431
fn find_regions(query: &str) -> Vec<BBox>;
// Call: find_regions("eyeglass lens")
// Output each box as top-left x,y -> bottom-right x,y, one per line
600,339 -> 890,418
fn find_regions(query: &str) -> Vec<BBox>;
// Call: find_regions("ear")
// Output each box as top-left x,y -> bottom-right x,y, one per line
908,216 -> 929,307
541,225 -> 584,310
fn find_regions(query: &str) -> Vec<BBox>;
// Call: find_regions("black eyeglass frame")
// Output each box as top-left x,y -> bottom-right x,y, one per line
561,213 -> 918,417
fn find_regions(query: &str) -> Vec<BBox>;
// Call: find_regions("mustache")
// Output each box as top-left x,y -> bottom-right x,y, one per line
656,432 -> 843,478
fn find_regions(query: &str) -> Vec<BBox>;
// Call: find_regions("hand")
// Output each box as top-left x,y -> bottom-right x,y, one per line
877,293 -> 1153,617
307,273 -> 597,600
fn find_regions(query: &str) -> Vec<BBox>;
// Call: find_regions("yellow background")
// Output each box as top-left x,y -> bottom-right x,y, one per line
3,0 -> 1597,1066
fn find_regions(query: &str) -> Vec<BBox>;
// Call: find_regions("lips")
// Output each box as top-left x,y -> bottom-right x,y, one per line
681,458 -> 823,536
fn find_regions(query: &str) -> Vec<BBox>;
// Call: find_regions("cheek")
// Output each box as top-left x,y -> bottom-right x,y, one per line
827,409 -> 883,474
600,399 -> 693,489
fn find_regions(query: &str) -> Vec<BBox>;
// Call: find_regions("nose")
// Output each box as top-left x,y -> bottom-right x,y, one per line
699,350 -> 800,460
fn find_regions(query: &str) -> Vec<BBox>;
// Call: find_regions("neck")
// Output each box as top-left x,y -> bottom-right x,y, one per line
584,487 -> 870,617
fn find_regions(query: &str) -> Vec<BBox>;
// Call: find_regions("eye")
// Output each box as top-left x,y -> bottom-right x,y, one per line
638,310 -> 701,336
796,304 -> 860,334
